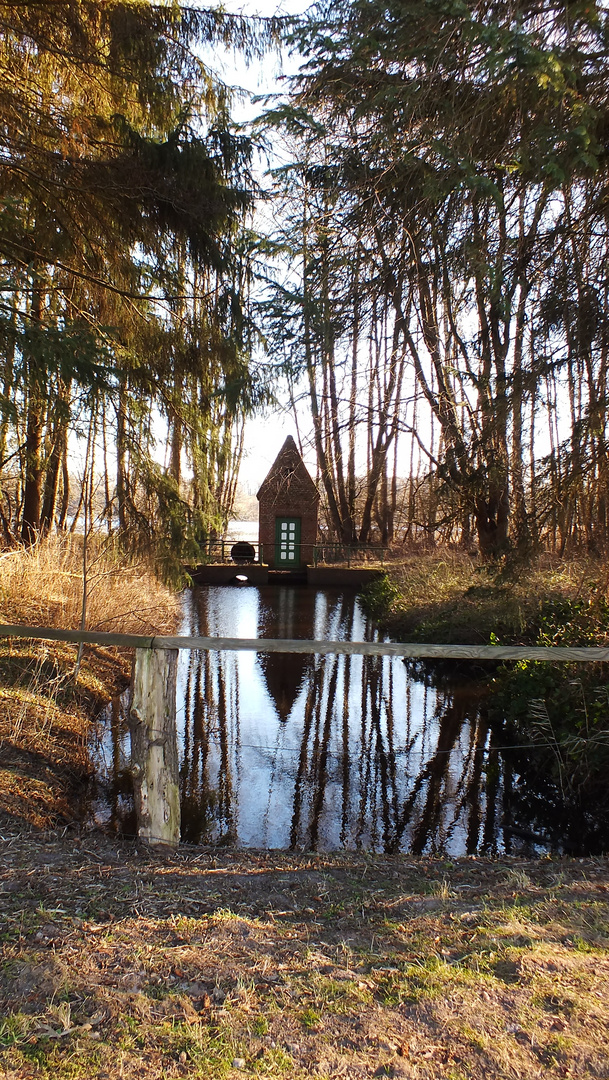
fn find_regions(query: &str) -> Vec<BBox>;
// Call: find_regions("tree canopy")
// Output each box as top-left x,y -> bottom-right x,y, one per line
0,1 -> 280,559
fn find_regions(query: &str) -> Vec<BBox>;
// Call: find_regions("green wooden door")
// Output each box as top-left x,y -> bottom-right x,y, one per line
275,517 -> 301,567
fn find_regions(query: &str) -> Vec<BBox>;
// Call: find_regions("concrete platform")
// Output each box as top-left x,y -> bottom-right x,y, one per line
187,564 -> 384,589
268,569 -> 308,584
307,566 -> 384,588
187,564 -> 269,585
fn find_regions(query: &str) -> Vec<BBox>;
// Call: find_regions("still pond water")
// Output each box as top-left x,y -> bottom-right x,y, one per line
91,584 -> 605,856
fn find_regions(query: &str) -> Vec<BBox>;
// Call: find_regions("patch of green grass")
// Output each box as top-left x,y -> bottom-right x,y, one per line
18,1042 -> 52,1069
320,901 -> 347,918
0,958 -> 19,981
359,573 -> 400,620
299,1005 -> 321,1029
459,1023 -> 487,1052
379,918 -> 409,937
144,982 -> 170,1000
310,975 -> 371,1013
35,1046 -> 105,1080
533,992 -> 576,1017
377,956 -> 450,1005
164,1019 -> 238,1077
453,933 -> 528,981
213,908 -> 241,921
0,1011 -> 32,1047
252,1046 -> 294,1074
0,915 -> 31,942
169,914 -> 202,935
494,902 -> 537,923
115,1014 -> 143,1051
252,1015 -> 269,1036
536,1034 -> 573,1067
571,934 -> 597,953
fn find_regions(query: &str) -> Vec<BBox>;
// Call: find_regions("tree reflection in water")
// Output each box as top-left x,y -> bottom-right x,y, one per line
177,584 -> 503,854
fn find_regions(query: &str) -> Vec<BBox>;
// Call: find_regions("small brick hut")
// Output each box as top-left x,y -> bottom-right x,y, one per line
257,436 -> 319,568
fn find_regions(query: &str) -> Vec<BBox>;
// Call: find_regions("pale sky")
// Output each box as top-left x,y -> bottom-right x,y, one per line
204,0 -> 318,492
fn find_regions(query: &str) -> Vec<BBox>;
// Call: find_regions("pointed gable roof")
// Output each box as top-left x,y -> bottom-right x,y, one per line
259,652 -> 311,722
256,435 -> 319,503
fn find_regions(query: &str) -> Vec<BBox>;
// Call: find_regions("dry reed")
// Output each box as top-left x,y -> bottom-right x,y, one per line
0,533 -> 179,635
0,536 -> 180,825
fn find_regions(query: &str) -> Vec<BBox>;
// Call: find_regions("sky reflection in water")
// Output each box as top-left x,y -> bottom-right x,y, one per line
176,585 -> 500,854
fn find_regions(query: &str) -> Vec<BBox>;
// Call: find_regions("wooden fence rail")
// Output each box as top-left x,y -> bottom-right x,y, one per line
1,623 -> 609,662
2,621 -> 608,848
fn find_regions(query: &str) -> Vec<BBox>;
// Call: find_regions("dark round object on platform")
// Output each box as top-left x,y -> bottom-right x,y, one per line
231,541 -> 256,564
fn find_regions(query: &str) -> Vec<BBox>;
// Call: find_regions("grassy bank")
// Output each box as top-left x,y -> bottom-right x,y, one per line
371,549 -> 609,646
0,536 -> 179,831
1,836 -> 608,1080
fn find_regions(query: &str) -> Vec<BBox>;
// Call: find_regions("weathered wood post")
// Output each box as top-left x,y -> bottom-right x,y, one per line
130,647 -> 180,847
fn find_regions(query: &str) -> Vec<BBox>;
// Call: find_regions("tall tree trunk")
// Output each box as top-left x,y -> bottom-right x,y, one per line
301,190 -> 343,540
116,377 -> 128,533
510,285 -> 530,549
169,376 -> 182,488
40,381 -> 70,535
21,282 -> 44,544
0,284 -> 18,473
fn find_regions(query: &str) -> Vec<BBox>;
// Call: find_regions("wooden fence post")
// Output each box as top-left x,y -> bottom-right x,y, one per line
130,648 -> 180,847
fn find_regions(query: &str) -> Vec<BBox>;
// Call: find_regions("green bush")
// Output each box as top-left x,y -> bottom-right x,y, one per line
360,572 -> 399,619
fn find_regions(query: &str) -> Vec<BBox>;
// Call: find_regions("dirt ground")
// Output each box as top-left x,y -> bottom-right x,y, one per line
1,834 -> 608,1080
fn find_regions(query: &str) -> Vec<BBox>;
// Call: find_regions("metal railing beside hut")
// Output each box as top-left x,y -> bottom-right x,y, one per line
198,539 -> 386,566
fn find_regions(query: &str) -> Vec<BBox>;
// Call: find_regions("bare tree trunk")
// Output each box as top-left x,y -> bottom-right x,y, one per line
301,191 -> 343,539
0,284 -> 18,472
40,381 -> 70,535
169,377 -> 182,488
21,282 -> 44,544
510,284 -> 530,549
69,411 -> 95,534
57,435 -> 70,530
101,398 -> 112,533
116,378 -> 128,533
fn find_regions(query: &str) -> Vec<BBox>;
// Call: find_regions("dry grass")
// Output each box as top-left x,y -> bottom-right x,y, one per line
0,838 -> 608,1079
0,533 -> 179,635
0,535 -> 180,830
0,637 -> 117,829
